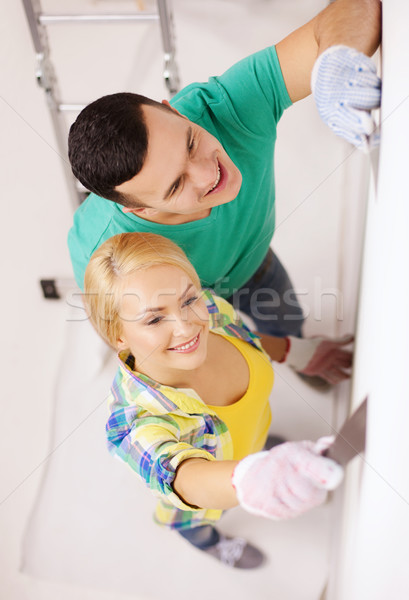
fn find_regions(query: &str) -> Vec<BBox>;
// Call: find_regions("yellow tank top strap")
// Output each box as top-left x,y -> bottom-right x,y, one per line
207,335 -> 274,460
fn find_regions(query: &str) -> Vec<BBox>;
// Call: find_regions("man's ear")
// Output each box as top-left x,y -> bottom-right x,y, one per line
161,99 -> 186,118
122,206 -> 160,217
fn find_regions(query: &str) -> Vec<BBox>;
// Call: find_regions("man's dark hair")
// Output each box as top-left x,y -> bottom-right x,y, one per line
68,93 -> 172,207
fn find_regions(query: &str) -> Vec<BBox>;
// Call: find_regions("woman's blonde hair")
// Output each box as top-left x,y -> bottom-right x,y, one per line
83,232 -> 201,348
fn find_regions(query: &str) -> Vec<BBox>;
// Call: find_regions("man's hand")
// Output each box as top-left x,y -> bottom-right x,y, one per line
285,334 -> 354,384
232,438 -> 343,520
311,45 -> 381,151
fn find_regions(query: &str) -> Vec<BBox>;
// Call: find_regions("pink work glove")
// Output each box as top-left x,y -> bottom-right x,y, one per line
232,438 -> 343,520
284,335 -> 354,384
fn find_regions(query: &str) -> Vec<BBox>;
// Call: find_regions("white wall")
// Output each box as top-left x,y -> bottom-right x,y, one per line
328,1 -> 409,597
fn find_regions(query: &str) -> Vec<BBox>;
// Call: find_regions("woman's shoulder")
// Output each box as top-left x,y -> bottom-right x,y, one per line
201,288 -> 237,325
203,289 -> 262,349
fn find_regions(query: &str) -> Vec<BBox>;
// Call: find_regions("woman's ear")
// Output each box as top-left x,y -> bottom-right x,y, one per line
117,335 -> 128,352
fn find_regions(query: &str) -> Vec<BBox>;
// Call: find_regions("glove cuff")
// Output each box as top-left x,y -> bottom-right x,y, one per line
285,336 -> 322,372
231,451 -> 268,497
311,44 -> 363,93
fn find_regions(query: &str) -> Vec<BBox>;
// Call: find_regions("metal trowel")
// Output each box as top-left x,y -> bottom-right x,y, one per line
324,398 -> 368,466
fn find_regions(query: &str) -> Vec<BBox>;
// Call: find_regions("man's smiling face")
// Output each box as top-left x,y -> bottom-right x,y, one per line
115,103 -> 243,223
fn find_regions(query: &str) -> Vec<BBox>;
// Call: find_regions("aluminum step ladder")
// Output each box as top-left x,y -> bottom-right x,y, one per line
22,0 -> 180,299
22,0 -> 180,211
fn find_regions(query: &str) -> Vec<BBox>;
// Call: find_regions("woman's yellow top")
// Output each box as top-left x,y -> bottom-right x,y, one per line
207,335 -> 274,460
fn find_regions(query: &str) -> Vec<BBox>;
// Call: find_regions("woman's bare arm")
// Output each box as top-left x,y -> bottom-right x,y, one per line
173,457 -> 239,510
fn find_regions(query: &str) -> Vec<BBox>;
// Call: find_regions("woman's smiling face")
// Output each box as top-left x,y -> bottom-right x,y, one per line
117,265 -> 210,382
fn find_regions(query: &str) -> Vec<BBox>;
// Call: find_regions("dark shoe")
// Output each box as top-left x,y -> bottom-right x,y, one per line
204,535 -> 265,569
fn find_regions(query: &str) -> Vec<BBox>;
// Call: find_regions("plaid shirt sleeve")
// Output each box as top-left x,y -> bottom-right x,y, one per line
106,402 -> 218,512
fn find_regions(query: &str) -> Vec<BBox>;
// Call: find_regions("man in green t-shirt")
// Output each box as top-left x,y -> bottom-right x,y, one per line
68,0 -> 381,338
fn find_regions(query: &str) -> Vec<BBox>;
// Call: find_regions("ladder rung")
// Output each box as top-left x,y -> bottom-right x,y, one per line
39,13 -> 160,25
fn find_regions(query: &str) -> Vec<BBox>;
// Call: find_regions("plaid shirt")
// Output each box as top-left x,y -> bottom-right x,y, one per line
106,290 -> 268,530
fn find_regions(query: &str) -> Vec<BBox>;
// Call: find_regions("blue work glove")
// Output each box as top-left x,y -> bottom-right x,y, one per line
311,45 -> 381,152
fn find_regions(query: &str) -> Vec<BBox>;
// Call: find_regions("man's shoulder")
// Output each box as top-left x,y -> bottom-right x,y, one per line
68,193 -> 142,288
70,193 -> 117,241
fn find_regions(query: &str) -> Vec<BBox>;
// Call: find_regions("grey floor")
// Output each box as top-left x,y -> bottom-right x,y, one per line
1,1 -> 367,599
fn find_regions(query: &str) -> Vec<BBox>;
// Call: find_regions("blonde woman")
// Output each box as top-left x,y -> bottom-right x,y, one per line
84,232 -> 350,569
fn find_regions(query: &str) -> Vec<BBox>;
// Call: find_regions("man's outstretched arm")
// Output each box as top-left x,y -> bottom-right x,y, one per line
275,0 -> 381,103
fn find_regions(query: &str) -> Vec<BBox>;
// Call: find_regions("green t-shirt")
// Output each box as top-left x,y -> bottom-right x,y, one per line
68,45 -> 292,295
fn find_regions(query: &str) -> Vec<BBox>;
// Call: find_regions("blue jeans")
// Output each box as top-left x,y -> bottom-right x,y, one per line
226,248 -> 304,338
178,524 -> 220,549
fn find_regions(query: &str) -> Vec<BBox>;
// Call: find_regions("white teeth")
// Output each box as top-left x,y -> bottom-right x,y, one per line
210,166 -> 221,191
172,334 -> 199,351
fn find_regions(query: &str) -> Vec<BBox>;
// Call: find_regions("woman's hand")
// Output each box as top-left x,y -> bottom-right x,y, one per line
232,438 -> 343,520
